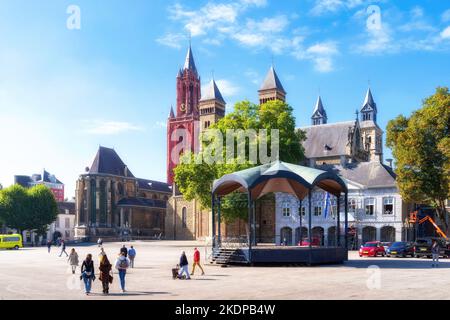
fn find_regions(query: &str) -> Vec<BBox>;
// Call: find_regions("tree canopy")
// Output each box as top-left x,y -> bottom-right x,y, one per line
387,87 -> 450,231
0,184 -> 58,235
174,99 -> 306,222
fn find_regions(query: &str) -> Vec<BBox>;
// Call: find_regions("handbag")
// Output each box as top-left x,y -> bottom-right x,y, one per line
108,272 -> 114,284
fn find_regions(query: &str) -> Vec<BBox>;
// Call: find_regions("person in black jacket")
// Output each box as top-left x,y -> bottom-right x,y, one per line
81,254 -> 95,295
59,240 -> 68,257
120,245 -> 128,258
178,251 -> 191,280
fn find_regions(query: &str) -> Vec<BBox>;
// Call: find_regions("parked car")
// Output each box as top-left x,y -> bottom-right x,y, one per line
0,234 -> 23,250
386,242 -> 415,258
414,238 -> 450,258
359,241 -> 386,257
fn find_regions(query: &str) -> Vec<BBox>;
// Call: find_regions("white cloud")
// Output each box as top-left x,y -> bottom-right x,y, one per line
442,9 -> 450,23
310,0 -> 370,16
441,26 -> 450,40
83,120 -> 144,135
156,33 -> 186,49
202,79 -> 240,98
399,6 -> 436,33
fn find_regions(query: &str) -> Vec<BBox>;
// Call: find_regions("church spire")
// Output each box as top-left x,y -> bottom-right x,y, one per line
311,96 -> 327,125
258,66 -> 286,104
183,45 -> 197,75
361,87 -> 377,123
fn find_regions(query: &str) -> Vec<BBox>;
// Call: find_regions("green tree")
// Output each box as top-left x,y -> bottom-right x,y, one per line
174,99 -> 306,223
0,184 -> 58,235
387,87 -> 450,232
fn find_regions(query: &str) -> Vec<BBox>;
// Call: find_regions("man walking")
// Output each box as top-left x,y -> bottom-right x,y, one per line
128,246 -> 136,268
191,248 -> 205,276
431,240 -> 440,268
59,240 -> 68,257
178,251 -> 191,280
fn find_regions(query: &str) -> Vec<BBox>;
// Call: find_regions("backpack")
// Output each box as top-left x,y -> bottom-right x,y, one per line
119,259 -> 129,269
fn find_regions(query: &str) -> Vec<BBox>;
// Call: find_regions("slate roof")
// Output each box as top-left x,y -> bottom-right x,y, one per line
361,88 -> 377,112
311,96 -> 327,119
57,202 -> 76,215
200,79 -> 226,104
137,179 -> 172,193
89,147 -> 134,177
317,162 -> 397,188
184,46 -> 197,74
259,66 -> 286,93
117,197 -> 167,209
300,121 -> 355,159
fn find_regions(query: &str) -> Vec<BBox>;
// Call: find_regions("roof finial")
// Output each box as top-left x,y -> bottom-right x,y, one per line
211,69 -> 215,81
271,54 -> 274,68
355,109 -> 359,121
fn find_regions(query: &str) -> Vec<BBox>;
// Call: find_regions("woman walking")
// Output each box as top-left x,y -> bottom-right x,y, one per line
114,252 -> 130,293
81,254 -> 95,295
99,254 -> 112,295
68,248 -> 79,274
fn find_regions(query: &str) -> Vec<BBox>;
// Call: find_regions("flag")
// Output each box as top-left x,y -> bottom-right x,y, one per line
324,192 -> 331,219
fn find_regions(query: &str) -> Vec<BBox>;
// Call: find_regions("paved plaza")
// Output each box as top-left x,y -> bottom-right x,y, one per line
1,241 -> 449,300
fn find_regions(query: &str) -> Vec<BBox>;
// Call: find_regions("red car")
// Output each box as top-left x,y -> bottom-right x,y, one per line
359,241 -> 386,257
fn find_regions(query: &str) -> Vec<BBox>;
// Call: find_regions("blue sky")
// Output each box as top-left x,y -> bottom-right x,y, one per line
0,0 -> 449,199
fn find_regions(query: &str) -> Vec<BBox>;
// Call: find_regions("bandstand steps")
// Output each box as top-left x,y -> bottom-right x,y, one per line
211,248 -> 249,265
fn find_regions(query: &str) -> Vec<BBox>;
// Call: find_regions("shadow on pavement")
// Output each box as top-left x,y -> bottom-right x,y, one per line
342,258 -> 450,269
89,291 -> 170,297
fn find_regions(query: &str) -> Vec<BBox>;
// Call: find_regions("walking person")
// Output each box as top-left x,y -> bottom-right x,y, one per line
98,247 -> 106,262
59,240 -> 68,257
178,251 -> 191,280
191,248 -> 205,276
47,240 -> 52,253
432,240 -> 440,268
68,248 -> 79,274
128,246 -> 136,268
99,254 -> 113,295
81,254 -> 95,295
120,245 -> 128,258
97,238 -> 103,248
115,252 -> 130,293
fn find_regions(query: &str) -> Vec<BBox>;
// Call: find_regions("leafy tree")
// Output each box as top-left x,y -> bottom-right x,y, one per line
387,87 -> 450,232
28,185 -> 58,236
174,99 -> 306,223
0,184 -> 58,235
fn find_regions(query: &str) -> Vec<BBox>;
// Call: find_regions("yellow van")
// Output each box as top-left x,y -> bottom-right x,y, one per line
0,234 -> 23,250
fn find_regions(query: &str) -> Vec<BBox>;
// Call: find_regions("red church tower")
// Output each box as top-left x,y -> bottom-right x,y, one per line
167,45 -> 201,185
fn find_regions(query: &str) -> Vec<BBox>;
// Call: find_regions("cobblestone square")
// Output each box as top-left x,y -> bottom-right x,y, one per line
1,241 -> 449,300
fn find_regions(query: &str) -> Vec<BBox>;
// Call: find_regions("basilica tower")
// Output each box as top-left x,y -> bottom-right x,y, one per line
360,88 -> 383,162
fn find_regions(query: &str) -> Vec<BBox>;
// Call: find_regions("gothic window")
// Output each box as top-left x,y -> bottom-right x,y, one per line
182,207 -> 187,228
383,197 -> 394,215
90,179 -> 96,225
110,181 -> 115,226
365,198 -> 375,216
118,182 -> 124,197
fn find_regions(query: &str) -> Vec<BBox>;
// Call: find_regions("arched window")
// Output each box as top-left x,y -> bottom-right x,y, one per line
90,179 -> 96,225
99,180 -> 107,225
182,207 -> 187,228
118,182 -> 124,197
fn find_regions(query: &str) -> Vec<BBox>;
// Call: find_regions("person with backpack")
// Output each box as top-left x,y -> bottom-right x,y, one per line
432,240 -> 440,268
115,252 -> 130,293
99,254 -> 113,295
59,240 -> 68,257
120,245 -> 128,258
68,248 -> 79,274
191,248 -> 205,276
178,251 -> 191,280
81,254 -> 95,295
128,246 -> 136,268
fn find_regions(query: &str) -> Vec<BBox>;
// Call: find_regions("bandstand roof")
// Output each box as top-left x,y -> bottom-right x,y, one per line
212,161 -> 348,200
